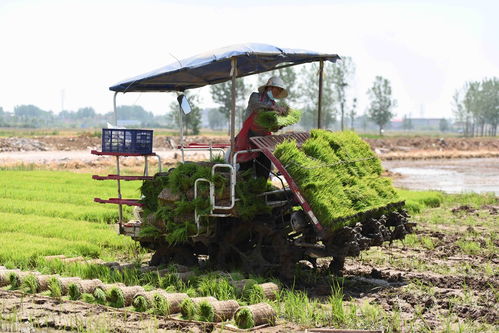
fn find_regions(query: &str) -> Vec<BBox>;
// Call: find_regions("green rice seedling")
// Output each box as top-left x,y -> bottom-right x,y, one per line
197,276 -> 235,300
8,272 -> 22,289
197,301 -> 215,322
160,273 -> 185,291
274,130 -> 401,229
234,307 -> 254,329
48,277 -> 62,298
152,293 -> 170,316
254,108 -> 301,132
21,274 -> 39,294
81,293 -> 95,303
247,284 -> 265,304
133,295 -> 150,312
93,288 -> 107,305
180,298 -> 197,319
107,287 -> 125,308
330,282 -> 345,325
68,282 -> 81,300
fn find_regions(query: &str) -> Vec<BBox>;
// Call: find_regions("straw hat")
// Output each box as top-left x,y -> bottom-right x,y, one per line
258,76 -> 288,98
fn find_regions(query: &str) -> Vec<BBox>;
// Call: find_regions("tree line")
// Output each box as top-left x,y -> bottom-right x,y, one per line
3,62 -> 496,137
0,105 -> 169,129
452,77 -> 498,136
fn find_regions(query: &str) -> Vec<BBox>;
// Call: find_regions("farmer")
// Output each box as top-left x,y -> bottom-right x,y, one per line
235,76 -> 288,179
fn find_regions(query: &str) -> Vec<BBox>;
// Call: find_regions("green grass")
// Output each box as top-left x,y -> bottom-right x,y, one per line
396,189 -> 444,214
0,170 -> 138,268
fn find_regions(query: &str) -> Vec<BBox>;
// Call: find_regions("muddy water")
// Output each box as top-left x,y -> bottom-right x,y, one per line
383,158 -> 499,195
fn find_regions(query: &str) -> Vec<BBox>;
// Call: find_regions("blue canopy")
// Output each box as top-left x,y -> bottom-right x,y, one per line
109,43 -> 340,93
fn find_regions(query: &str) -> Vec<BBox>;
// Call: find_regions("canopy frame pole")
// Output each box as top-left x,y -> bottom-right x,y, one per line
112,91 -> 123,234
230,57 -> 237,160
179,95 -> 185,162
317,59 -> 324,129
113,92 -> 118,126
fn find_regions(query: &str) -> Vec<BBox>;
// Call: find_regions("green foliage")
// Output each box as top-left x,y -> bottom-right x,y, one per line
68,282 -> 81,300
180,298 -> 197,319
93,288 -> 107,305
367,76 -> 396,135
274,130 -> 400,229
454,77 -> 499,137
255,108 -> 302,132
396,189 -> 443,214
9,273 -> 21,289
21,274 -> 39,294
235,175 -> 271,221
152,294 -> 170,315
107,287 -> 125,308
247,284 -> 265,304
81,293 -> 95,303
48,277 -> 62,298
198,301 -> 215,322
133,295 -> 150,312
197,276 -> 235,300
235,307 -> 255,329
140,174 -> 170,212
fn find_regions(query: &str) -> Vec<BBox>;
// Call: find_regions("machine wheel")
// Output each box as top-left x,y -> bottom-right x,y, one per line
150,243 -> 198,267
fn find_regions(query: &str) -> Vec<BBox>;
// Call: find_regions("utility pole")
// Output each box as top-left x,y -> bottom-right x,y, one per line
340,83 -> 348,131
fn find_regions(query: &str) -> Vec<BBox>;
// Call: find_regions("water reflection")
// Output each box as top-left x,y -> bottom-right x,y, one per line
382,158 -> 499,195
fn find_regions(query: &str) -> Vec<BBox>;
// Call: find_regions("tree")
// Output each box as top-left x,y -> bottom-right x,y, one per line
402,115 -> 413,131
331,57 -> 355,131
75,107 -> 96,119
349,98 -> 357,130
452,89 -> 469,136
167,92 -> 202,135
454,77 -> 498,137
439,118 -> 449,132
210,78 -> 249,131
207,108 -> 225,130
298,62 -> 336,130
13,104 -> 54,127
115,105 -> 154,123
367,76 -> 396,135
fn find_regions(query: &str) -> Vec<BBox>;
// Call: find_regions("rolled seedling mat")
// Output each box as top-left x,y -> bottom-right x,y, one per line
43,255 -> 67,261
68,279 -> 104,300
132,290 -> 162,312
258,283 -> 279,300
57,277 -> 83,295
157,291 -> 189,314
36,274 -> 60,292
204,300 -> 240,322
0,269 -> 20,287
60,256 -> 85,263
10,271 -> 40,289
107,285 -> 145,307
234,303 -> 277,329
93,283 -> 125,304
192,296 -> 218,305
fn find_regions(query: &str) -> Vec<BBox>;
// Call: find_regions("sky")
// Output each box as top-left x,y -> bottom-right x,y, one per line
0,0 -> 497,119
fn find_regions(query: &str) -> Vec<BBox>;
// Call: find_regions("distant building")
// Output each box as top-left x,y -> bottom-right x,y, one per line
117,120 -> 141,127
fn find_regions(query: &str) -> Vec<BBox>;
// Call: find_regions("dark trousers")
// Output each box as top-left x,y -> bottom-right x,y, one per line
239,153 -> 271,179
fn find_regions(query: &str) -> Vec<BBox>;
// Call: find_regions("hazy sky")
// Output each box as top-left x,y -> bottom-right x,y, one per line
0,0 -> 497,119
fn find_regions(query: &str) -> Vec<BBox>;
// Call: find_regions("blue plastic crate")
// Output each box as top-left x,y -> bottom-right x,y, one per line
101,129 -> 153,154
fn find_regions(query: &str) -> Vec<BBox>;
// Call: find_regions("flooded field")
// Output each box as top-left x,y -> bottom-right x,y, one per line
383,157 -> 499,195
